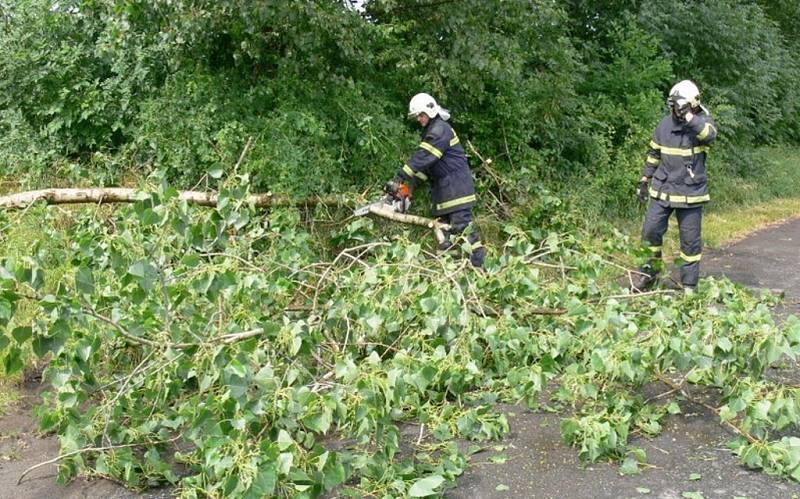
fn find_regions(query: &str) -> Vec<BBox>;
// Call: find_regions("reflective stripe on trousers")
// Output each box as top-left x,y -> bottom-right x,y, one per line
439,208 -> 485,268
642,202 -> 703,286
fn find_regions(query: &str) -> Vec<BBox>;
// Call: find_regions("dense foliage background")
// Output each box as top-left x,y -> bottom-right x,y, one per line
2,1 -> 800,497
1,0 -> 798,217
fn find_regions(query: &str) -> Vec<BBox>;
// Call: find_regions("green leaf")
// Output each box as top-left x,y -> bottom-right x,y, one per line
208,167 -> 225,179
137,208 -> 162,226
323,460 -> 346,490
75,266 -> 95,295
719,405 -> 737,422
752,400 -> 771,421
467,445 -> 484,455
715,336 -> 733,352
225,359 -> 247,378
254,365 -> 275,386
365,315 -> 383,331
408,475 -> 445,497
620,456 -> 641,475
0,298 -> 13,324
11,326 -> 31,344
496,484 -> 510,491
3,346 -> 23,375
567,300 -> 588,317
681,492 -> 704,499
590,352 -> 605,371
250,466 -> 277,496
688,473 -> 701,481
629,447 -> 647,462
304,407 -> 332,434
58,390 -> 78,408
636,487 -> 651,494
667,401 -> 681,414
420,297 -> 439,313
277,429 -> 294,451
364,267 -> 378,284
127,260 -> 159,291
277,452 -> 293,475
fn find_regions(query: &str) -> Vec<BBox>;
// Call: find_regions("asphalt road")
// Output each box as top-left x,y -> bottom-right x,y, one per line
450,216 -> 800,499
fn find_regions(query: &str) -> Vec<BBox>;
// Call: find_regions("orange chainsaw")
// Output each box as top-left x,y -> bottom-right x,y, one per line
353,181 -> 411,217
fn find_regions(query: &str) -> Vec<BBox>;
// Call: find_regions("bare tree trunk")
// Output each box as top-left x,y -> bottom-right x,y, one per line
0,188 -> 347,210
368,205 -> 450,245
0,187 -> 450,244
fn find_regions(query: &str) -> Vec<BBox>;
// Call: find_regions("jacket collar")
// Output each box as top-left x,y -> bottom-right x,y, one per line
421,115 -> 443,136
669,114 -> 686,132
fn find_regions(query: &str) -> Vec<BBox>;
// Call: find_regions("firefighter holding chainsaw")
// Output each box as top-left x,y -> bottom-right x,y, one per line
384,93 -> 486,267
630,80 -> 717,291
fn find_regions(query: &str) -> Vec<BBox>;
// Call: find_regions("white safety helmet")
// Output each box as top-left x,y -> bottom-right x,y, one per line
407,93 -> 450,120
668,80 -> 701,110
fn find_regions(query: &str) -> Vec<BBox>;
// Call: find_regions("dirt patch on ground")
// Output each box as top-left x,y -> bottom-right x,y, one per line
0,380 -> 169,499
2,217 -> 800,498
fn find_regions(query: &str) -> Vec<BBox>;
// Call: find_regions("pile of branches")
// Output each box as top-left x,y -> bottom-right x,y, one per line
1,182 -> 800,497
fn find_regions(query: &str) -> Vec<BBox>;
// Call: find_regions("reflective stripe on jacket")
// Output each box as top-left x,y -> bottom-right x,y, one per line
396,116 -> 476,216
641,112 -> 717,207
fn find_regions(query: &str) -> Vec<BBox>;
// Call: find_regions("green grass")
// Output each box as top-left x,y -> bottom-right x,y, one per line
0,204 -> 76,406
703,146 -> 800,247
0,381 -> 21,415
704,197 -> 800,247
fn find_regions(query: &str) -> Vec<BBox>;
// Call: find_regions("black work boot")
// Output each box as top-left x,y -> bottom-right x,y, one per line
627,265 -> 658,293
437,240 -> 455,253
470,246 -> 486,268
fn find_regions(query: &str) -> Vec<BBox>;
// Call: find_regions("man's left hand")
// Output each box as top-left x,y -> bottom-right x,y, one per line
384,180 -> 400,197
636,179 -> 649,204
384,179 -> 411,200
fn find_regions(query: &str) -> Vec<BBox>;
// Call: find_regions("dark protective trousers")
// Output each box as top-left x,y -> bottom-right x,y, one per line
438,208 -> 486,267
642,201 -> 703,286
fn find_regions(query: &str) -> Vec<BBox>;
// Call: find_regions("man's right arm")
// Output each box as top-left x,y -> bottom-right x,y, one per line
685,114 -> 717,146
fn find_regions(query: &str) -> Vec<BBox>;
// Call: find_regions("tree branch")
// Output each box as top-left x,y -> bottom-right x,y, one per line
656,375 -> 758,444
367,204 -> 451,244
0,188 -> 351,210
17,437 -> 179,485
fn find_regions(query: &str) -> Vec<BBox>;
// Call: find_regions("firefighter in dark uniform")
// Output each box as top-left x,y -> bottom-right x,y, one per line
384,93 -> 485,267
631,80 -> 718,291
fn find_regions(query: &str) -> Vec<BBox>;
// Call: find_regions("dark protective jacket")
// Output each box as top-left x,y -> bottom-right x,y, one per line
641,112 -> 717,207
396,116 -> 476,216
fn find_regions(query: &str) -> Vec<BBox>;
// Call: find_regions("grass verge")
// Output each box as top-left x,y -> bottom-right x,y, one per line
704,197 -> 800,248
0,204 -> 76,409
0,380 -> 21,415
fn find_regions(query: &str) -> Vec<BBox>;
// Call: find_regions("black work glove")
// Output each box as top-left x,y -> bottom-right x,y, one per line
384,180 -> 400,198
636,180 -> 649,204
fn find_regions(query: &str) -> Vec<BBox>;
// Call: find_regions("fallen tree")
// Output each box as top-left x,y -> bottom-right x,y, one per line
0,187 -> 346,210
0,187 -> 453,244
5,179 -> 800,496
4,185 -> 800,496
